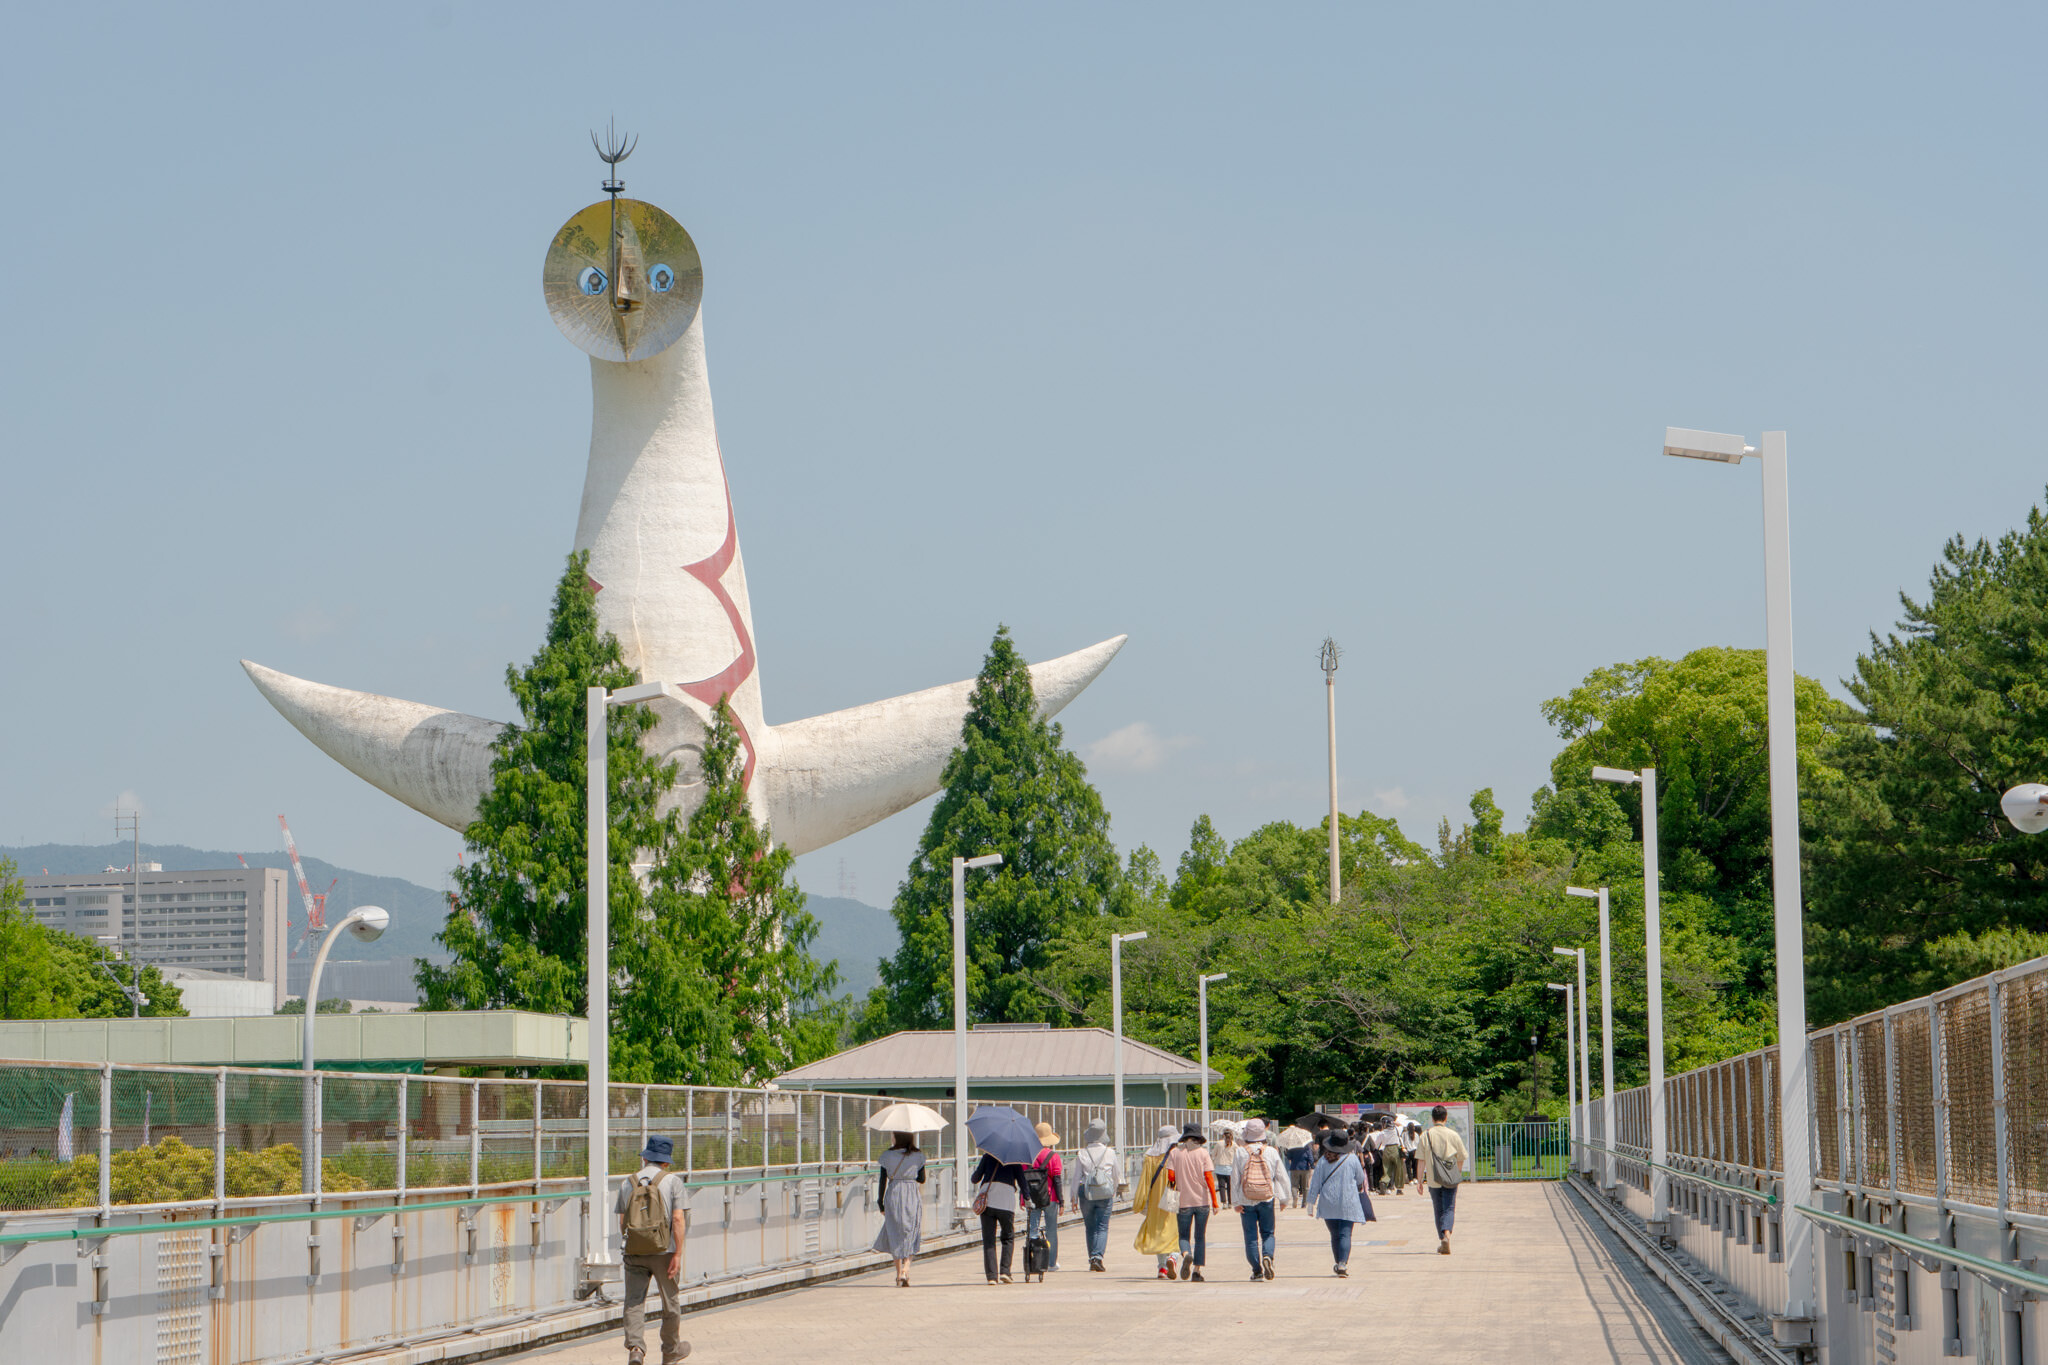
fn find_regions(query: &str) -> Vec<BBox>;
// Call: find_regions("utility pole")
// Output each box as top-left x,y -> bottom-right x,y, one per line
1319,637 -> 1341,904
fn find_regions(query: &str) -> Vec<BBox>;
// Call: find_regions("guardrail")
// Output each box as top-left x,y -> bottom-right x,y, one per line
0,1063 -> 1237,1365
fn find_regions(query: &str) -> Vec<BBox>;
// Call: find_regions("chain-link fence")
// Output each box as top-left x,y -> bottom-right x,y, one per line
0,1058 -> 1242,1215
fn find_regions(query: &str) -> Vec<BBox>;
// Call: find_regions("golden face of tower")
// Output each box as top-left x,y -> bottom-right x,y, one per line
543,199 -> 703,362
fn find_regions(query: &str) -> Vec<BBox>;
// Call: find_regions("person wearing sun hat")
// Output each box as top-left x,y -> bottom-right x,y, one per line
1133,1124 -> 1184,1277
615,1135 -> 690,1363
1164,1122 -> 1220,1281
1305,1127 -> 1375,1277
1026,1120 -> 1065,1271
1230,1118 -> 1290,1281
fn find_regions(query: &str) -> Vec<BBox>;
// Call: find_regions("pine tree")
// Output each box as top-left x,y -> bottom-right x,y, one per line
613,700 -> 840,1085
416,552 -> 676,1015
873,626 -> 1124,1031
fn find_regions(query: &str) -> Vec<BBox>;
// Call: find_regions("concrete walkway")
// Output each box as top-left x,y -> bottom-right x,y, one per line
512,1182 -> 1730,1364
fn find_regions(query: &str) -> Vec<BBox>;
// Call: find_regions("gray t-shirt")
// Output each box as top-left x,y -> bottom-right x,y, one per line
616,1165 -> 685,1225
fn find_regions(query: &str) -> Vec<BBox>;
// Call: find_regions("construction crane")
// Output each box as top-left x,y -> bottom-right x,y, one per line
277,815 -> 328,956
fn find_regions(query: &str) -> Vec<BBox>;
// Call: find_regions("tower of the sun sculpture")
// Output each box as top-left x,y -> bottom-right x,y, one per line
243,138 -> 1124,854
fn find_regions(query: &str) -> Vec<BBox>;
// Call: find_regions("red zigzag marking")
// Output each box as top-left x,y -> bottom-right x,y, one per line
677,478 -> 758,789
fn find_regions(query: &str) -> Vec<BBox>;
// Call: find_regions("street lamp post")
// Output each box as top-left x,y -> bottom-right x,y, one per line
952,852 -> 1004,1206
1553,945 -> 1590,1173
582,679 -> 693,1274
1566,886 -> 1612,1190
1547,982 -> 1575,1164
301,905 -> 389,1193
1198,971 -> 1228,1134
1663,426 -> 1813,1320
1111,930 -> 1149,1162
1593,764 -> 1668,1228
1320,638 -> 1341,904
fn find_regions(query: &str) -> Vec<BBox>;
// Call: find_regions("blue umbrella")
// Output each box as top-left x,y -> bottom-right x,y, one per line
965,1106 -> 1043,1166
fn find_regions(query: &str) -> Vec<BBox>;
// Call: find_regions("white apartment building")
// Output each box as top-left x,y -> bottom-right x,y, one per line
22,865 -> 289,989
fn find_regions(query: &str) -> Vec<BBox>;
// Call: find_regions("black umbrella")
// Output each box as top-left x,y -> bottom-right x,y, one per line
1293,1111 -> 1343,1131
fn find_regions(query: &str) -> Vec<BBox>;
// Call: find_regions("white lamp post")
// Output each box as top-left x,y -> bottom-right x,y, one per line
1320,637 -> 1341,903
583,679 -> 692,1275
1593,764 -> 1667,1227
1198,972 -> 1228,1134
2000,784 -> 2048,833
1546,982 -> 1575,1162
951,852 -> 1004,1206
301,905 -> 389,1193
1111,930 -> 1149,1162
1663,425 -> 1813,1320
1552,945 -> 1590,1173
1566,886 -> 1612,1190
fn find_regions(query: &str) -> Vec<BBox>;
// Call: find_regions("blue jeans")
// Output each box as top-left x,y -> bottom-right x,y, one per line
1325,1217 -> 1353,1265
1176,1206 -> 1210,1265
1430,1184 -> 1457,1236
1239,1200 -> 1276,1271
1026,1202 -> 1060,1267
1079,1195 -> 1113,1260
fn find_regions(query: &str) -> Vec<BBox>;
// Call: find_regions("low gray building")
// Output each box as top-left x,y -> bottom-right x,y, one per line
22,865 -> 290,989
774,1023 -> 1218,1107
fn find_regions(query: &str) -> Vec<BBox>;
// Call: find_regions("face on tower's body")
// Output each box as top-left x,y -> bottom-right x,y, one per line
543,199 -> 703,363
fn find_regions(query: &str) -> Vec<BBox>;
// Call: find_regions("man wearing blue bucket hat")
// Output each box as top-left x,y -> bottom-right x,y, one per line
615,1134 -> 689,1363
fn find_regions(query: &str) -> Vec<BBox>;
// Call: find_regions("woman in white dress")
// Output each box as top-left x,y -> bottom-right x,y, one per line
872,1132 -> 926,1287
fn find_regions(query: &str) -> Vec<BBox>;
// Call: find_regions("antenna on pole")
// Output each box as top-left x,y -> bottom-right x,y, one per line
1320,637 -> 1342,904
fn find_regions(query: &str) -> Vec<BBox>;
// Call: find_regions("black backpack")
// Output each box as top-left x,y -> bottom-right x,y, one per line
1021,1164 -> 1052,1209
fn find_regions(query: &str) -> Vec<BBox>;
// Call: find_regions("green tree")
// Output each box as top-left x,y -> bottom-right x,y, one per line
613,700 -> 840,1085
417,552 -> 677,1016
0,864 -> 184,1019
1808,497 -> 2048,1020
871,626 -> 1124,1031
1528,647 -> 1843,1009
275,996 -> 352,1015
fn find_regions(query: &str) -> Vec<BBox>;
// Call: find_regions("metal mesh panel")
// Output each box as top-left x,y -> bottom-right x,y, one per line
1720,1063 -> 1737,1163
732,1091 -> 765,1167
690,1089 -> 729,1171
0,1063 -> 102,1208
1813,1034 -> 1840,1182
540,1082 -> 587,1180
474,1080 -> 533,1185
1745,1054 -> 1766,1169
2002,969 -> 2048,1214
321,1073 -> 399,1190
1893,1006 -> 1938,1196
407,1077 -> 475,1189
1763,1047 -> 1782,1173
1855,1020 -> 1889,1188
1940,988 -> 1999,1207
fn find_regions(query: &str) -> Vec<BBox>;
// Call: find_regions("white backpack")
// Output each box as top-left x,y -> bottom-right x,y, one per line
1078,1144 -> 1117,1199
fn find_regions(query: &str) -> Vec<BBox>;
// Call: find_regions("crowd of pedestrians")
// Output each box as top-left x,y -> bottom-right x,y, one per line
613,1103 -> 1474,1358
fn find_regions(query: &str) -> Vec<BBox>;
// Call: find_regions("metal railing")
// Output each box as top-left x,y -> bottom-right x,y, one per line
1472,1120 -> 1571,1180
0,1059 -> 1237,1365
1574,953 -> 2048,1362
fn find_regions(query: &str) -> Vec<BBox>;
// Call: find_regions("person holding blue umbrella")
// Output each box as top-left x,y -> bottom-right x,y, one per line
966,1106 -> 1041,1284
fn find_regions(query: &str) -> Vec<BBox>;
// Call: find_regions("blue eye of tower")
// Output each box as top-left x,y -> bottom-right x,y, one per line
578,266 -> 608,296
650,265 -> 675,293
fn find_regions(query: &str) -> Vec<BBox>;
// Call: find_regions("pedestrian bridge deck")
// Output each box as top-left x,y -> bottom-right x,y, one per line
505,1183 -> 1730,1365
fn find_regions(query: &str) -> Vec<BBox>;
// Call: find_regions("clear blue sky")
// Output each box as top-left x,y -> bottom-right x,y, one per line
2,4 -> 2042,912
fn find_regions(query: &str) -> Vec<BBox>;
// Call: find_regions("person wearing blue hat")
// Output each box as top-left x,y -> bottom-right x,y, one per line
615,1134 -> 690,1363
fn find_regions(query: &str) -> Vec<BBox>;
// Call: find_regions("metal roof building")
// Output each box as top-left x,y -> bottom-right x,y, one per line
774,1024 -> 1218,1106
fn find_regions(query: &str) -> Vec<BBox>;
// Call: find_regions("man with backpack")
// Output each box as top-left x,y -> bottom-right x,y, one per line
615,1134 -> 690,1363
1230,1119 -> 1289,1281
1416,1105 -> 1469,1256
1072,1117 -> 1124,1272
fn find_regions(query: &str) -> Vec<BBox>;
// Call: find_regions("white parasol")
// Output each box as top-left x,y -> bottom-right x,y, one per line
1275,1124 -> 1316,1150
863,1102 -> 950,1134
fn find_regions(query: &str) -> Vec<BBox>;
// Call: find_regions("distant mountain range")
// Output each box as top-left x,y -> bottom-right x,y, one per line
1,843 -> 897,1000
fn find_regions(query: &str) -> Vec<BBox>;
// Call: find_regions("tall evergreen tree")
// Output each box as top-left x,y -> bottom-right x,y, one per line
417,552 -> 675,1015
871,626 -> 1124,1031
614,700 -> 840,1084
1808,497 -> 2048,1020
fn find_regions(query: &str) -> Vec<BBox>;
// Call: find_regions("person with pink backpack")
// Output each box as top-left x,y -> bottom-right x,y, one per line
1230,1119 -> 1290,1280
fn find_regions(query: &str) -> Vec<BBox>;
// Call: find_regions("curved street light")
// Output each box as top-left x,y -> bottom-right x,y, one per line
301,905 -> 389,1193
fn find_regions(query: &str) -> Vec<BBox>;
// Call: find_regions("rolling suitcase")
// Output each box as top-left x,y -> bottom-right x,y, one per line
1023,1233 -> 1052,1282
